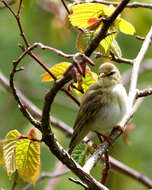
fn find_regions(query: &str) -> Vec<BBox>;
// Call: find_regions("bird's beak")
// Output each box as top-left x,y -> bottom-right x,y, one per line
98,73 -> 106,79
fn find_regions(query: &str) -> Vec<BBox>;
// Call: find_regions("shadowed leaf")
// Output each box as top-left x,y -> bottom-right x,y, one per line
72,144 -> 90,166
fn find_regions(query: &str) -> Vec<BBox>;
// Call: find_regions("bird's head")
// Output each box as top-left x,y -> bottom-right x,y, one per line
98,62 -> 122,87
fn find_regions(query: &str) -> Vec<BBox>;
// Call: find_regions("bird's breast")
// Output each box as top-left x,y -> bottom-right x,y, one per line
89,84 -> 128,135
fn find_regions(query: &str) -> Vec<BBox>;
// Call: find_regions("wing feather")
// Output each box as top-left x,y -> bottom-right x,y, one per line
68,83 -> 103,153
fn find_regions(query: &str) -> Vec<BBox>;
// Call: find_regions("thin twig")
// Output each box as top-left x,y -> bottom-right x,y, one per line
110,156 -> 152,188
0,71 -> 73,136
69,177 -> 89,189
10,62 -> 42,130
91,1 -> 152,9
0,0 -> 16,8
62,88 -> 80,106
95,52 -> 133,65
60,0 -> 70,14
22,170 -> 69,190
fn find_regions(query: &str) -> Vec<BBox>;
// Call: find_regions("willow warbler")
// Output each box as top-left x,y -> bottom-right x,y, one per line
68,62 -> 128,154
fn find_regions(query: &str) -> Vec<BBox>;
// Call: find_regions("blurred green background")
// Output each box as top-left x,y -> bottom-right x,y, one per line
0,0 -> 152,189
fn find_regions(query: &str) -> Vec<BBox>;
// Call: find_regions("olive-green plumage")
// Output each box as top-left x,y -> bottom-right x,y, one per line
68,63 -> 128,154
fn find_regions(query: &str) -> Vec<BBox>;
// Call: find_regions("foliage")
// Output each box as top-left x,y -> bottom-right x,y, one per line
0,0 -> 152,190
0,129 -> 40,184
42,62 -> 98,96
69,3 -> 135,55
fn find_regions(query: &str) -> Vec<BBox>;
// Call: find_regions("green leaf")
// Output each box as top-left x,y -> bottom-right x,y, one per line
119,18 -> 135,35
3,130 -> 21,176
76,31 -> 94,52
41,62 -> 71,82
72,144 -> 90,166
15,139 -> 40,184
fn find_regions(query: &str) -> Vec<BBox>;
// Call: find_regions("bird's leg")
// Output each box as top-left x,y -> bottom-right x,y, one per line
96,132 -> 113,145
101,150 -> 111,185
97,133 -> 111,185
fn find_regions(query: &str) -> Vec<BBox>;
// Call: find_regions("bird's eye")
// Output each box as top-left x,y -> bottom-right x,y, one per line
107,71 -> 116,76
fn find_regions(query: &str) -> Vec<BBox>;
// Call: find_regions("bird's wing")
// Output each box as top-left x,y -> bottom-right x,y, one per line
68,83 -> 103,153
74,86 -> 103,130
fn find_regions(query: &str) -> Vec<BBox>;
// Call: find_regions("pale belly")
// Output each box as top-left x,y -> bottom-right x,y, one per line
88,102 -> 125,136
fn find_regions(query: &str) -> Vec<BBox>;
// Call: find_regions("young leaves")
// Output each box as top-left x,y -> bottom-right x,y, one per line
41,62 -> 97,96
69,3 -> 135,56
69,3 -> 106,29
1,129 -> 40,184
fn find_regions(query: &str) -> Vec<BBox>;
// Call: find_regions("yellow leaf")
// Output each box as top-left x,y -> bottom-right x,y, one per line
100,32 -> 116,53
42,62 -> 71,82
69,3 -> 106,29
0,141 -> 4,165
16,139 -> 40,184
103,5 -> 116,17
73,67 -> 97,96
3,130 -> 21,176
119,18 -> 135,35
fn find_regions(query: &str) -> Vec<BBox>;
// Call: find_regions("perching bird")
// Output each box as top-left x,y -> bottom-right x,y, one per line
68,62 -> 128,154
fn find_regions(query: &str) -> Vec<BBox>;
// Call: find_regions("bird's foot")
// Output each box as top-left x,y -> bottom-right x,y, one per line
96,132 -> 113,145
113,125 -> 125,133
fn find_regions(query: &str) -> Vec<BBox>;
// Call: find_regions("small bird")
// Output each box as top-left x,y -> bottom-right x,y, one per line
68,62 -> 128,154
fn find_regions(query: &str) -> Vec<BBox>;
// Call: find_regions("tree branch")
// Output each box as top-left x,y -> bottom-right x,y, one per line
0,71 -> 73,136
136,87 -> 152,98
1,71 -> 152,188
84,0 -> 131,57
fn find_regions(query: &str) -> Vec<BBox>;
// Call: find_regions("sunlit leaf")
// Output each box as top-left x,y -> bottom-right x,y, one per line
16,139 -> 40,184
73,67 -> 97,96
100,32 -> 116,53
77,30 -> 116,54
0,141 -> 4,165
3,130 -> 21,176
69,3 -> 106,29
119,18 -> 135,35
41,62 -> 71,82
111,38 -> 122,57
